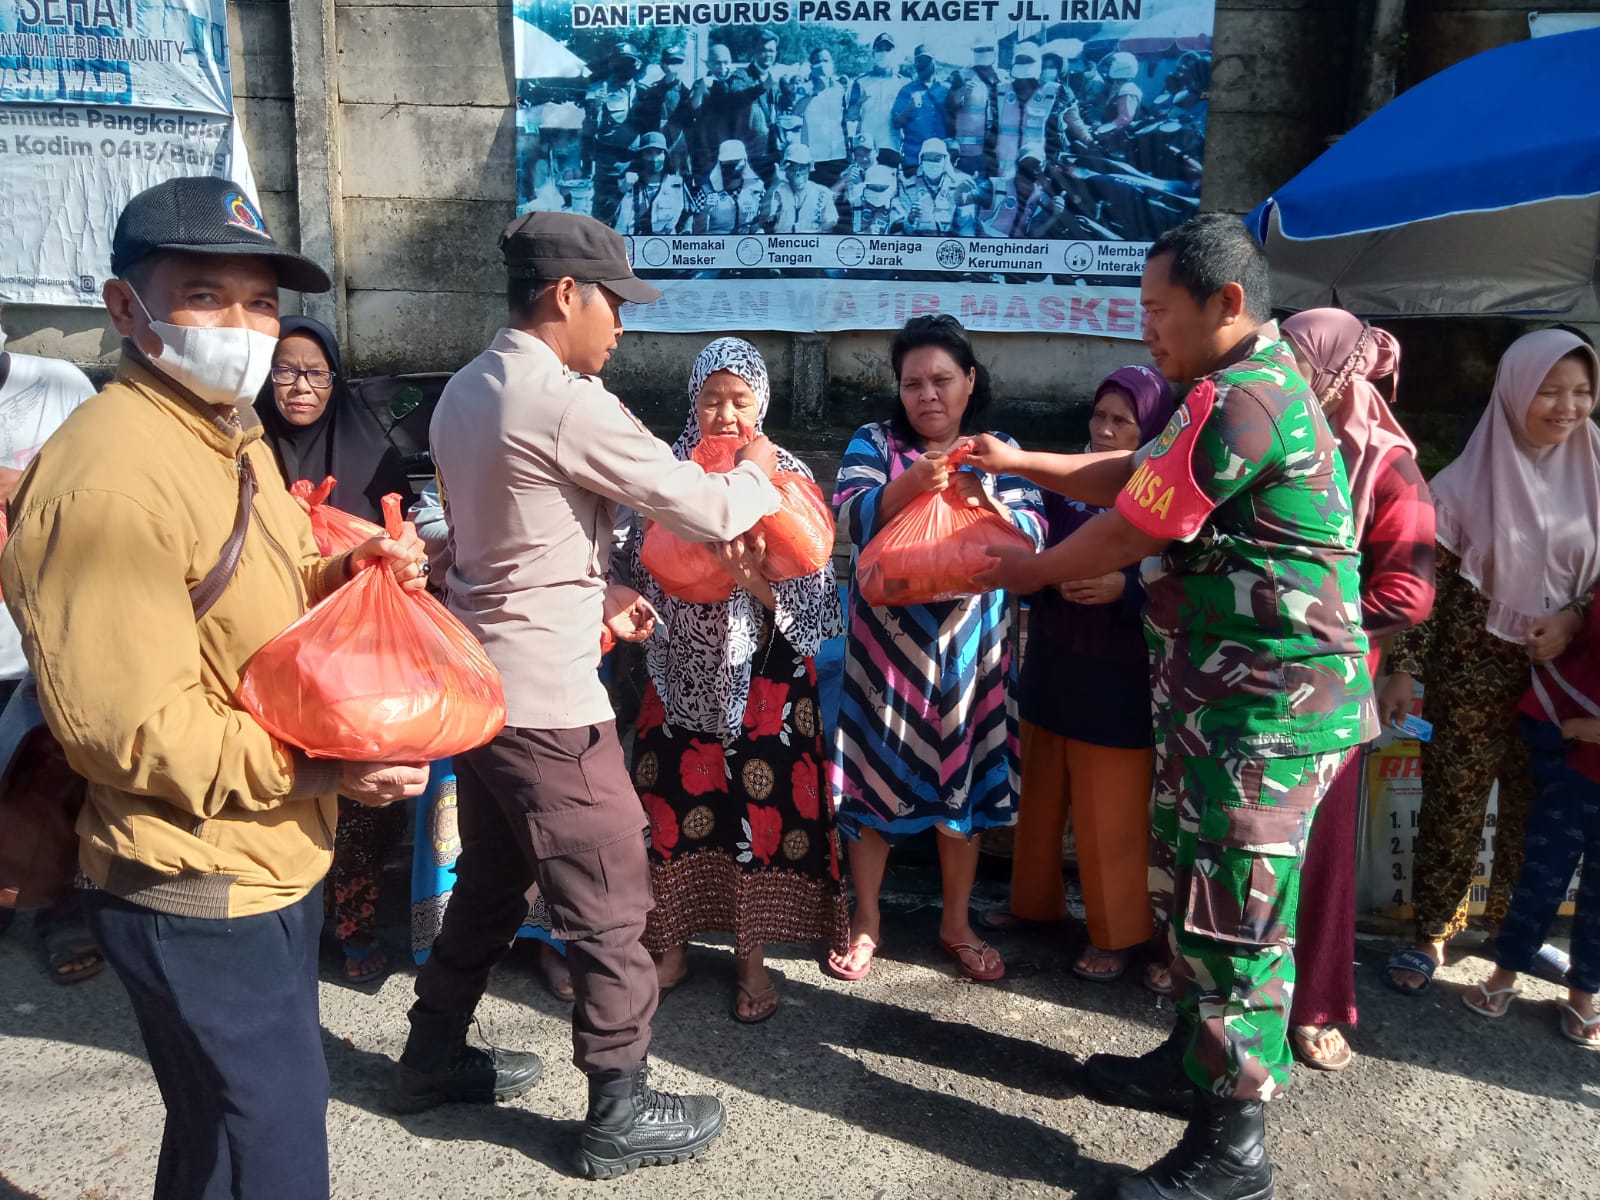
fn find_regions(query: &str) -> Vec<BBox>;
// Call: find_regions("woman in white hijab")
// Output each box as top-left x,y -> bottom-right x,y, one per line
1382,328 -> 1600,995
625,338 -> 847,1023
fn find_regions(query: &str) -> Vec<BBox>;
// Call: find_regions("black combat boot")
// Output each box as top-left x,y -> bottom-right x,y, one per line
574,1061 -> 727,1180
1083,1014 -> 1198,1118
1114,1094 -> 1274,1200
383,1003 -> 543,1114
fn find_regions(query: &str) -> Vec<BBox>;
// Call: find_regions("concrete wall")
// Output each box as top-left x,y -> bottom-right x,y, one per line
3,0 -> 1594,436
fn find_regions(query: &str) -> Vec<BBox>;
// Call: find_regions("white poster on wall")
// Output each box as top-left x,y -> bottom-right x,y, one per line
0,0 -> 256,307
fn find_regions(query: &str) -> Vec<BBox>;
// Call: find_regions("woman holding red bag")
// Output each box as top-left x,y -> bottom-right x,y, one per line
626,338 -> 848,1023
255,317 -> 417,988
828,315 -> 1044,983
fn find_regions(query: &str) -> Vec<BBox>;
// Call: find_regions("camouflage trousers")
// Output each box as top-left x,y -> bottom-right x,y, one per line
1149,746 -> 1350,1101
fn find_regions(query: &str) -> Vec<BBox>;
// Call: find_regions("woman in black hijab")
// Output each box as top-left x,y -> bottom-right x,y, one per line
256,315 -> 414,523
256,316 -> 415,988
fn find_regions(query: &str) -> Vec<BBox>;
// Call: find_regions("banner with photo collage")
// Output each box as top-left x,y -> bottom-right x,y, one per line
513,0 -> 1214,335
0,0 -> 255,307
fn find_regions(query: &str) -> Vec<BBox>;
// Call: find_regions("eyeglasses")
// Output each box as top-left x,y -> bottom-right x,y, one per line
271,366 -> 336,388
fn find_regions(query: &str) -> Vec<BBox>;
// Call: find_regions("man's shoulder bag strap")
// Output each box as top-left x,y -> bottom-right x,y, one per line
191,450 -> 258,621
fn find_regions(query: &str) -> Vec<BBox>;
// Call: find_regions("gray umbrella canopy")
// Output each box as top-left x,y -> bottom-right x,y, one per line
1258,198 -> 1600,322
1248,29 -> 1600,321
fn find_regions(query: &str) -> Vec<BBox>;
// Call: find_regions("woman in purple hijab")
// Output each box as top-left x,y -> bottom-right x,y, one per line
980,365 -> 1176,985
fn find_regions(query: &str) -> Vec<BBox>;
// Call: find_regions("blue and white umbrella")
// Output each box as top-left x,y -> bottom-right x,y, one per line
1248,28 -> 1600,321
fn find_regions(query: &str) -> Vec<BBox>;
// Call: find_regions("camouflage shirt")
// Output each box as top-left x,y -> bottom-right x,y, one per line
1115,324 -> 1377,758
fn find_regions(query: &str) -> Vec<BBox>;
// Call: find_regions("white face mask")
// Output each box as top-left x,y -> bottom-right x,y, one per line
128,287 -> 278,409
874,51 -> 892,70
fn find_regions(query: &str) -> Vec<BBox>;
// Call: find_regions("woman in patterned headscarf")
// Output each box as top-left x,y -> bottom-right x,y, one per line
625,337 -> 847,1023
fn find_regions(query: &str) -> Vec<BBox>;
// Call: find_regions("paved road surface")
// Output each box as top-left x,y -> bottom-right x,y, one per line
2,879 -> 1597,1200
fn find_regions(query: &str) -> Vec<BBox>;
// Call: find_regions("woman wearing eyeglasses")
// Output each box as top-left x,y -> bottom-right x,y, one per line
255,315 -> 416,989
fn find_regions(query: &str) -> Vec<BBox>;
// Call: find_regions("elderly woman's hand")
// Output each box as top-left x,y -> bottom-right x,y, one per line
713,531 -> 777,607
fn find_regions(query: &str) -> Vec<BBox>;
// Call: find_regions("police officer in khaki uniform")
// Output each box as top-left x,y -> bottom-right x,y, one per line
385,213 -> 782,1180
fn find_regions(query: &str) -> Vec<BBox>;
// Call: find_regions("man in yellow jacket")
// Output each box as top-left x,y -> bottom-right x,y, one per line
1,177 -> 429,1200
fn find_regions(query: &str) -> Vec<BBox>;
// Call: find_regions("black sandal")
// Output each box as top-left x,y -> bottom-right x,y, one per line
37,913 -> 105,985
1383,948 -> 1438,996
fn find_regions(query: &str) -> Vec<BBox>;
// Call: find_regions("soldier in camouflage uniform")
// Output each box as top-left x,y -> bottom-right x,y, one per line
970,214 -> 1376,1200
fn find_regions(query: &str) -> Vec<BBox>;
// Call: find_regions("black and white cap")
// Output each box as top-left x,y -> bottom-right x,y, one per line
110,177 -> 331,293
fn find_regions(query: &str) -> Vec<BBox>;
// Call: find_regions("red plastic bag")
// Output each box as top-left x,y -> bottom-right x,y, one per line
638,435 -> 743,604
758,472 -> 835,581
856,454 -> 1034,607
289,476 -> 385,556
238,495 -> 506,760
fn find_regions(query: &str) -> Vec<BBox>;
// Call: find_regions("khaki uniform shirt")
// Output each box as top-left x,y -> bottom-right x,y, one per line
431,328 -> 780,729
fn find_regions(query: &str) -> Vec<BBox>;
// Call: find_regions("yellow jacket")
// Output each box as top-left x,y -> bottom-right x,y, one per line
2,357 -> 352,918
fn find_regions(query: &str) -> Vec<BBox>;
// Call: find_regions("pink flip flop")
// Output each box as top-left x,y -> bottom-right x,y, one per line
826,934 -> 879,982
940,939 -> 1005,982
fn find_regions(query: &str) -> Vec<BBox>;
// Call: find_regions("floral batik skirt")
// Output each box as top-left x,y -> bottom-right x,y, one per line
631,638 -> 848,959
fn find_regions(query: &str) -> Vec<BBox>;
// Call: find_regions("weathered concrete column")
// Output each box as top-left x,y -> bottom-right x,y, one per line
790,334 -> 829,431
1350,0 -> 1408,124
289,0 -> 345,341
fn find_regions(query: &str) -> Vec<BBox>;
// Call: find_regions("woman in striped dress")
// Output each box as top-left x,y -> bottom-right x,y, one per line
827,315 -> 1044,983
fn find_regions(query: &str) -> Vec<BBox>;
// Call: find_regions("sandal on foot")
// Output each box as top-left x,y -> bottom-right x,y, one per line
732,979 -> 779,1024
826,934 -> 879,982
1557,1002 -> 1600,1049
341,939 -> 392,991
1384,948 -> 1439,996
1291,1024 -> 1353,1072
1072,945 -> 1131,983
653,950 -> 690,994
1461,982 -> 1517,1019
940,939 -> 1005,982
1142,961 -> 1175,997
37,917 -> 104,986
537,946 -> 575,1003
